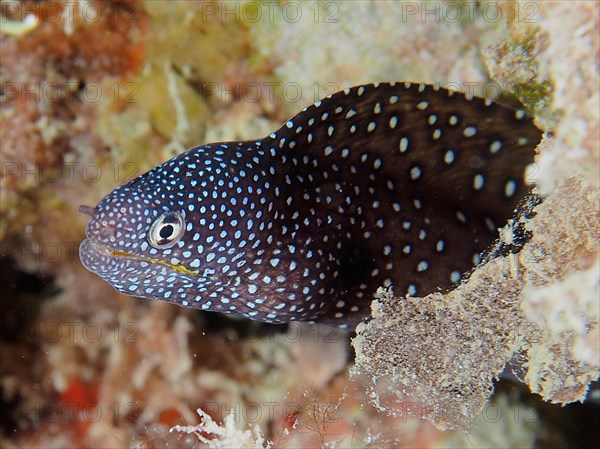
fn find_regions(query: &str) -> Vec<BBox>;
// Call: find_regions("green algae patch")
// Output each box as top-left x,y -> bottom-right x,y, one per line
484,26 -> 556,127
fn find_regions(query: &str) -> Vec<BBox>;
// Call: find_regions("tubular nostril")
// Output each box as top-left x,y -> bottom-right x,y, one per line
79,205 -> 98,218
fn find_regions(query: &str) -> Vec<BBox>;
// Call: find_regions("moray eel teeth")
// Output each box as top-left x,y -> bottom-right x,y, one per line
79,82 -> 542,328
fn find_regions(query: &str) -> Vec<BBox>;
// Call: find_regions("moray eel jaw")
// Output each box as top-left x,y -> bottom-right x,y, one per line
79,238 -> 201,300
80,239 -> 198,279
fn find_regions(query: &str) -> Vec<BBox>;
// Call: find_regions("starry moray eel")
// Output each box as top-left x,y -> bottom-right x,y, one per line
79,82 -> 542,328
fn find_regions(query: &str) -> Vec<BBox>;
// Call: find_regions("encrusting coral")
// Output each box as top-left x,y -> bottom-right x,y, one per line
352,177 -> 598,430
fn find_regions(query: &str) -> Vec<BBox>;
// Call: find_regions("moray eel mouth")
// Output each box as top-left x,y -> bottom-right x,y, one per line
109,248 -> 199,276
79,239 -> 199,281
79,238 -> 202,303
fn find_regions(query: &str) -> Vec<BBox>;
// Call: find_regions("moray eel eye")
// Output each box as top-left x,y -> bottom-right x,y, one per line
148,211 -> 185,249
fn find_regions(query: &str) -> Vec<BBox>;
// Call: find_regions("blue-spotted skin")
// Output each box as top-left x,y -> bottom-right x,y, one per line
80,82 -> 542,328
